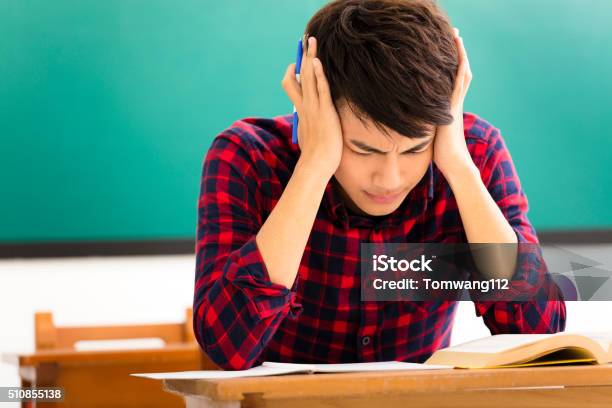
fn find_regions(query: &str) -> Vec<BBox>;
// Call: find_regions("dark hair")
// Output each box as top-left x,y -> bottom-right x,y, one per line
305,0 -> 458,138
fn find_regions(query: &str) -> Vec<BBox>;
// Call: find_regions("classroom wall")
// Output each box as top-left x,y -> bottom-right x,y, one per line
1,0 -> 611,245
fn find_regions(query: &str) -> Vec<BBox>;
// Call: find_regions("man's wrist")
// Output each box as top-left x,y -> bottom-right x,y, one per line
294,157 -> 333,191
295,156 -> 335,184
442,160 -> 481,190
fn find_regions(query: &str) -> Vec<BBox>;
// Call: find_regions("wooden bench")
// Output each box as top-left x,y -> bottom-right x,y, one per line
3,308 -> 217,407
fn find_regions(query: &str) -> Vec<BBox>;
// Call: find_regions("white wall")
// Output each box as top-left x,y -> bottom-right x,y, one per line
0,254 -> 196,392
1,244 -> 611,398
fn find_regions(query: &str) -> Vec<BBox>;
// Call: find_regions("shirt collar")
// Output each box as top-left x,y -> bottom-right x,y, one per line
323,162 -> 435,230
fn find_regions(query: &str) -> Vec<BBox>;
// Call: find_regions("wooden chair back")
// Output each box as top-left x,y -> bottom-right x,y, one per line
34,308 -> 196,350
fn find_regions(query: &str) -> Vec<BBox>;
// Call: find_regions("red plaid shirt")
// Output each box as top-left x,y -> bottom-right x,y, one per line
193,112 -> 566,370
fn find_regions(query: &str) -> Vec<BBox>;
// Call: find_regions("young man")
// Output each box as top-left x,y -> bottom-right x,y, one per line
194,0 -> 566,370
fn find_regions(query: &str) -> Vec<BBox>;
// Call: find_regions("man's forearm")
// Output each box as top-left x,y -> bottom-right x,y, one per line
444,162 -> 518,279
445,162 -> 517,243
256,159 -> 330,289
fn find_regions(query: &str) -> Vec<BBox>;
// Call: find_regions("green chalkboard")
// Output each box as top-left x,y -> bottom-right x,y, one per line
1,0 -> 610,243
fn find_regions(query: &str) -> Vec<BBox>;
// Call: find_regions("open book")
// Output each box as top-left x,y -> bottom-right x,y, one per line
132,361 -> 452,380
425,332 -> 612,369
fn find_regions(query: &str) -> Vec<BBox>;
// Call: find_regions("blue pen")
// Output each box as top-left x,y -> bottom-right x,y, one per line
292,38 -> 303,145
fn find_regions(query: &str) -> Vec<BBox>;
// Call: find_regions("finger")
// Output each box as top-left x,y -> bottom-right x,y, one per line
453,36 -> 468,83
454,35 -> 465,70
458,37 -> 472,88
301,36 -> 319,108
301,33 -> 308,71
458,37 -> 471,74
312,58 -> 333,107
281,63 -> 303,110
450,36 -> 467,100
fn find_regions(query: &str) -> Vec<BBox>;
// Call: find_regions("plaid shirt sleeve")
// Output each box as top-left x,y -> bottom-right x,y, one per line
193,134 -> 302,370
471,126 -> 567,334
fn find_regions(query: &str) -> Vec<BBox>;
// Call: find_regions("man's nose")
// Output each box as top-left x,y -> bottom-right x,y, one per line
373,155 -> 402,192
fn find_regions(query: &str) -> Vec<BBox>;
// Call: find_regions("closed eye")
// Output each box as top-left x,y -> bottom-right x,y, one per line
401,149 -> 428,155
349,138 -> 433,156
352,149 -> 427,156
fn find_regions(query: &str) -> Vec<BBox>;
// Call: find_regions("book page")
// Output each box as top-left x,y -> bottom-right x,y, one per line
446,334 -> 554,354
558,331 -> 612,354
264,361 -> 452,372
131,364 -> 311,380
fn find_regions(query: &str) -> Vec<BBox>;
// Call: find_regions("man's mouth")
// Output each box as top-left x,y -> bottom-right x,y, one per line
363,190 -> 403,204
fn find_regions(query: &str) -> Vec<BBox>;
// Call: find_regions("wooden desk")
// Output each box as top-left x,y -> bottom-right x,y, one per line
3,344 -> 213,408
158,364 -> 612,408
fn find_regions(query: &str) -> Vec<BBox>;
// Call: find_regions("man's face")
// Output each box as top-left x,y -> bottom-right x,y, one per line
333,101 -> 435,217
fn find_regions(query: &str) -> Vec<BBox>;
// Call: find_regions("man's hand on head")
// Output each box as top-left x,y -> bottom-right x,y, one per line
433,28 -> 476,179
282,35 -> 344,181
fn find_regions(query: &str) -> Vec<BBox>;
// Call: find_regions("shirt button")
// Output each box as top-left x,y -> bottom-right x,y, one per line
361,336 -> 371,346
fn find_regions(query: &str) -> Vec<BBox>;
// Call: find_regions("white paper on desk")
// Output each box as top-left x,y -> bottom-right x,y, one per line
262,361 -> 452,372
132,360 -> 452,380
131,365 -> 313,380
